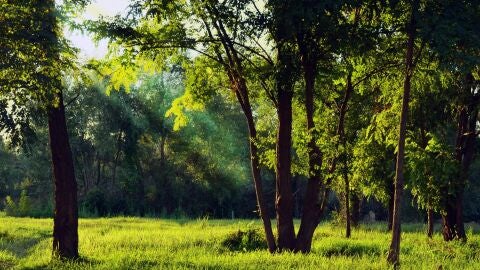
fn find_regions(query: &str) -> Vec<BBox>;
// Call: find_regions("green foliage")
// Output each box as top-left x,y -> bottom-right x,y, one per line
221,228 -> 267,252
4,196 -> 17,217
406,135 -> 459,212
4,190 -> 31,217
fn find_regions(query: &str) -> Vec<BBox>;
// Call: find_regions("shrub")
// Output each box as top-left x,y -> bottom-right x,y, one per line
18,190 -> 31,216
4,191 -> 31,217
221,228 -> 267,252
4,196 -> 17,217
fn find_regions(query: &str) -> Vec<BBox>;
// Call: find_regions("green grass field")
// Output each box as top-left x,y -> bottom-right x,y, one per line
0,215 -> 479,269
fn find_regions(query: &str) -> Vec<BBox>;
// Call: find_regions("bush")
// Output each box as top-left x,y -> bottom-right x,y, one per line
18,190 -> 31,216
221,228 -> 267,252
4,190 -> 31,217
5,196 -> 17,217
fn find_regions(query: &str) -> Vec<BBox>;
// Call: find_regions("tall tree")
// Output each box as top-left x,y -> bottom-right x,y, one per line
387,0 -> 419,265
0,0 -> 86,258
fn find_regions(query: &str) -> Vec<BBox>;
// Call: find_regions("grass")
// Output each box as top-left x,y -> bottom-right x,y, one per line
0,215 -> 479,269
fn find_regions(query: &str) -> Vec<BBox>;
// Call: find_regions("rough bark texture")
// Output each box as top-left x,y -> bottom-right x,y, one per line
387,1 -> 417,265
49,92 -> 79,259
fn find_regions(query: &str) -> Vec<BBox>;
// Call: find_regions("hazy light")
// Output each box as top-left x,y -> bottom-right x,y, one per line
65,0 -> 130,61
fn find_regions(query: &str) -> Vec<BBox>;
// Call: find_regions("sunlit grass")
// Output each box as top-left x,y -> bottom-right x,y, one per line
0,215 -> 479,269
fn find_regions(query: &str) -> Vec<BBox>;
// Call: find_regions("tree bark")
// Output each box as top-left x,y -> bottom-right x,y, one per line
234,87 -> 277,253
49,91 -> 79,259
387,1 -> 417,265
443,84 -> 478,241
442,198 -> 457,241
295,44 -> 323,253
427,208 -> 434,238
388,183 -> 394,231
275,86 -> 296,251
201,11 -> 277,252
351,193 -> 360,227
345,162 -> 351,238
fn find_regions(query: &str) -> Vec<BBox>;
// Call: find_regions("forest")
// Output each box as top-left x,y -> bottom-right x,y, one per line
1,0 -> 480,269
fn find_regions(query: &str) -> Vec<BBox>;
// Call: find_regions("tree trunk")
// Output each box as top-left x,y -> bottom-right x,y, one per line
275,87 -> 296,251
427,208 -> 434,238
49,91 -> 79,259
112,130 -> 123,188
202,12 -> 277,252
443,88 -> 478,241
345,162 -> 351,238
351,193 -> 361,227
295,50 -> 323,253
388,183 -> 394,231
234,86 -> 277,253
387,1 -> 417,265
442,197 -> 457,241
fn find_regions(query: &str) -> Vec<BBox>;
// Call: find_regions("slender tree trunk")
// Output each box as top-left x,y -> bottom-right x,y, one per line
388,183 -> 394,231
345,160 -> 351,238
387,1 -> 417,265
112,130 -> 123,187
96,156 -> 101,186
427,208 -> 434,238
318,71 -> 355,226
202,11 -> 277,251
49,91 -> 79,259
295,49 -> 324,253
351,193 -> 360,227
234,87 -> 277,253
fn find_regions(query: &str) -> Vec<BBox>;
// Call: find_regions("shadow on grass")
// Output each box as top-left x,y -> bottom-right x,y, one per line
317,243 -> 382,257
0,230 -> 50,258
20,256 -> 100,270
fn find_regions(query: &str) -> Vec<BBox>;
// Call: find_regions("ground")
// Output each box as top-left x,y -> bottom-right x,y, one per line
0,215 -> 479,269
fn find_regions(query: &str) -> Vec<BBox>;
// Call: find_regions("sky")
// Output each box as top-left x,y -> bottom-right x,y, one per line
66,0 -> 130,60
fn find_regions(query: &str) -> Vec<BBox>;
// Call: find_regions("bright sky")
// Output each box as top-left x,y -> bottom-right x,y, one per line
66,0 -> 130,60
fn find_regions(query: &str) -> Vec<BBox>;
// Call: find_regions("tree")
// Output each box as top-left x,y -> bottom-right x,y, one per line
387,0 -> 419,264
0,0 -> 89,259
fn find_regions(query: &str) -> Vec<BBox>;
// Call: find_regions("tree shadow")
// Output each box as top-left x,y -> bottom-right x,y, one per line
0,229 -> 50,258
316,242 -> 383,257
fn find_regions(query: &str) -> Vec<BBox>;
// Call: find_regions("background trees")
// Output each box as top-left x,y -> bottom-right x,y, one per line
1,0 -> 480,265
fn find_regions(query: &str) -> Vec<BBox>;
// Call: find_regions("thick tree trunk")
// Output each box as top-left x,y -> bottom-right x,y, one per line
427,208 -> 434,238
49,92 -> 79,259
275,88 -> 296,251
387,1 -> 417,265
443,94 -> 477,241
455,190 -> 466,240
442,197 -> 457,241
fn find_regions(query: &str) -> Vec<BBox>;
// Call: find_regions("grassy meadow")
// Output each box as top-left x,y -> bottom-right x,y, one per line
0,215 -> 479,269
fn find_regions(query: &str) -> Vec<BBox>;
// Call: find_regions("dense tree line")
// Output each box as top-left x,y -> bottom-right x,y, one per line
1,0 -> 480,266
